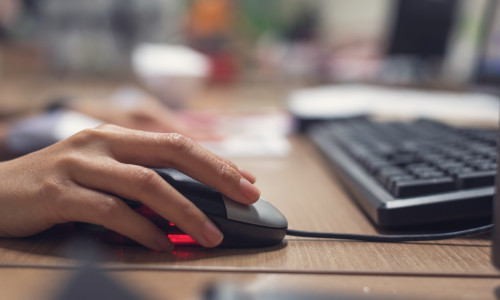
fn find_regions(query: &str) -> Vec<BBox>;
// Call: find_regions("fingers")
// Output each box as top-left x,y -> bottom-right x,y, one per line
69,159 -> 224,248
58,187 -> 174,251
92,125 -> 260,204
61,125 -> 261,249
215,154 -> 256,184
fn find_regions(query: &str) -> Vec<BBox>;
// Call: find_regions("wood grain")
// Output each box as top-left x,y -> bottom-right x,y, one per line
0,268 -> 499,300
1,75 -> 499,300
0,137 -> 496,277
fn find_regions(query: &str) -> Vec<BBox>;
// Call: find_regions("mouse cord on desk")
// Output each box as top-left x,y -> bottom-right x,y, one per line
286,224 -> 493,242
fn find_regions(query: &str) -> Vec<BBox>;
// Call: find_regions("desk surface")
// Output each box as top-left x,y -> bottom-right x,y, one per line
0,136 -> 496,275
2,268 -> 500,300
0,79 -> 499,299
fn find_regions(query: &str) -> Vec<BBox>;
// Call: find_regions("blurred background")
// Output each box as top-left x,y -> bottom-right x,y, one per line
1,0 -> 500,143
0,0 -> 497,88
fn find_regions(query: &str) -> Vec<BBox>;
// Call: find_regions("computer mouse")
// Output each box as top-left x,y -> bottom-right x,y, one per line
77,168 -> 288,248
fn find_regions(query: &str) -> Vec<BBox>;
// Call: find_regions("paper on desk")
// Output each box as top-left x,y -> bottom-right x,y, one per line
288,84 -> 500,123
107,86 -> 293,157
199,111 -> 293,158
108,87 -> 293,157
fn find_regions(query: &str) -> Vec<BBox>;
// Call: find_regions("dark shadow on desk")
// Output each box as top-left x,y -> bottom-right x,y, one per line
0,224 -> 287,265
0,224 -> 74,262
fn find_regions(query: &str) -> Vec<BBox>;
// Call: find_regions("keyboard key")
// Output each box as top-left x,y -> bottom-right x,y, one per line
415,171 -> 445,179
309,117 -> 498,226
443,166 -> 474,175
376,167 -> 408,186
475,162 -> 497,171
405,163 -> 432,171
392,177 -> 455,198
363,159 -> 392,174
376,166 -> 407,177
456,171 -> 496,189
389,154 -> 420,165
386,174 -> 416,190
435,161 -> 465,169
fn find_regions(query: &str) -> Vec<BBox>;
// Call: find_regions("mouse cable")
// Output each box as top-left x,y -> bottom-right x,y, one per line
286,224 -> 493,243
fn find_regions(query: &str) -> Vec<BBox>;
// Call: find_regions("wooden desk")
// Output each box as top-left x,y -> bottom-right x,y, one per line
0,79 -> 499,299
2,269 -> 500,300
0,136 -> 498,300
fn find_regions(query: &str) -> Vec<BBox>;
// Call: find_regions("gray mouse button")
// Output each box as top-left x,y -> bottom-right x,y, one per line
222,196 -> 288,228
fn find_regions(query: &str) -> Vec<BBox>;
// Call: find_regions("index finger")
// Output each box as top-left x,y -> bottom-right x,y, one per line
89,125 -> 261,204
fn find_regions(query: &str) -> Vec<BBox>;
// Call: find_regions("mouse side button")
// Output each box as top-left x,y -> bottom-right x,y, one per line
222,197 -> 288,229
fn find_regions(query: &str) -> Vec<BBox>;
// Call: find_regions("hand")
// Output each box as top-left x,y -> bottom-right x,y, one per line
0,124 -> 260,251
73,96 -> 219,141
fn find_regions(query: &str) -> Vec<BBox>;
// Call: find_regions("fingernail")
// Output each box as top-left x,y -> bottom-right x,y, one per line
202,220 -> 224,247
239,178 -> 261,201
155,236 -> 174,252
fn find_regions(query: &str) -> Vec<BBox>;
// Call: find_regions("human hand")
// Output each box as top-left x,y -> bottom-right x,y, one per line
73,95 -> 219,141
0,124 -> 259,251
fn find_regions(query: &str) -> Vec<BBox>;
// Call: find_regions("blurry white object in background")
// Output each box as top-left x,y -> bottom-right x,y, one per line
204,136 -> 291,158
200,111 -> 293,158
132,43 -> 210,109
289,84 -> 500,123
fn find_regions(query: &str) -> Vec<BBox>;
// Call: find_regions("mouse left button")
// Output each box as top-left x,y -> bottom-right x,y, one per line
223,197 -> 288,229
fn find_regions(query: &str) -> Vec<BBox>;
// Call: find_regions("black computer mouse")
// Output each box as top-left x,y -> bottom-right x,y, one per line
77,168 -> 288,248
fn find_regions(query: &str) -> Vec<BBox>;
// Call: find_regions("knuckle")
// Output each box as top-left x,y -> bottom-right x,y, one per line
165,133 -> 194,153
71,124 -> 122,143
96,123 -> 119,131
93,197 -> 123,221
215,160 -> 239,183
77,127 -> 104,141
130,167 -> 160,191
56,152 -> 87,170
68,127 -> 108,148
40,177 -> 68,199
217,155 -> 238,170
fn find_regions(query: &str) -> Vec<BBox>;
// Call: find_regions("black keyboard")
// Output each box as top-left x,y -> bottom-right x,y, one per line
308,117 -> 498,227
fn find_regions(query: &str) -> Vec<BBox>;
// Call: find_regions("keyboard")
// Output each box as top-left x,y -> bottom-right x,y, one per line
308,117 -> 498,227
